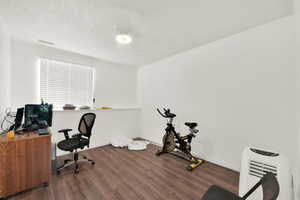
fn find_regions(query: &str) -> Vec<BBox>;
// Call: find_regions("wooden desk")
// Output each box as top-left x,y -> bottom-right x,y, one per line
0,131 -> 51,198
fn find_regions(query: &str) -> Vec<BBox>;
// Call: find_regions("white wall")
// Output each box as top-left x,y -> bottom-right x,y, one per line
294,0 -> 300,198
0,17 -> 10,129
138,16 -> 296,171
52,109 -> 140,156
10,38 -> 137,109
9,37 -> 140,154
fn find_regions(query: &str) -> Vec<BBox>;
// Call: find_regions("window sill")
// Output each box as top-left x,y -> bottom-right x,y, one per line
53,106 -> 141,112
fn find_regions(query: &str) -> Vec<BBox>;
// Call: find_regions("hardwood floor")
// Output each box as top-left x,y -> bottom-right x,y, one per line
10,144 -> 239,200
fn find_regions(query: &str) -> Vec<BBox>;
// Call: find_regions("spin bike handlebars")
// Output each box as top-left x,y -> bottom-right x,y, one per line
157,108 -> 176,118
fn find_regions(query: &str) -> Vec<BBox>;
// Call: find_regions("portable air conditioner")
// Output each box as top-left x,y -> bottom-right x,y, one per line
239,147 -> 293,200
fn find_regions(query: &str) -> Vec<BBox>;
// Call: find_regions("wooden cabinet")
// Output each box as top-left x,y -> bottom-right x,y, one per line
0,131 -> 51,198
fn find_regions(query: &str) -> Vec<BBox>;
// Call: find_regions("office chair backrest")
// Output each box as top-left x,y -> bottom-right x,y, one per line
261,173 -> 280,200
242,172 -> 279,200
78,113 -> 96,138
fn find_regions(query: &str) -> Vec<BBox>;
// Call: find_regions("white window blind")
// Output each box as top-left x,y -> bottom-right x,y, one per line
40,58 -> 94,107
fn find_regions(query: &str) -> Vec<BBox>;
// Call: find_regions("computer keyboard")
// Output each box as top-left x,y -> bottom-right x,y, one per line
37,129 -> 49,135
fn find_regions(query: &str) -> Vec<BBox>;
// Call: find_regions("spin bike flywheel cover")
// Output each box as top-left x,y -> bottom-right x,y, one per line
163,132 -> 176,152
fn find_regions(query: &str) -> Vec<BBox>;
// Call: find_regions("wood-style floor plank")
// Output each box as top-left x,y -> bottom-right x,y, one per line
9,144 -> 239,200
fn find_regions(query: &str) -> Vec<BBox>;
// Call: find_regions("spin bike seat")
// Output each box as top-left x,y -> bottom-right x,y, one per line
185,122 -> 198,129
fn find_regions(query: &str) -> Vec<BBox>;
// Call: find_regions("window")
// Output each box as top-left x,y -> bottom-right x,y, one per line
39,58 -> 94,108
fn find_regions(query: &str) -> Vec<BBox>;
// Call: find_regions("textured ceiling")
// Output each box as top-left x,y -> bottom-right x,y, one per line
0,0 -> 293,66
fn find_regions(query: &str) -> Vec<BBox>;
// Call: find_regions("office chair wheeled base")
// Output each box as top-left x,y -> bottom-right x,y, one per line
56,152 -> 95,175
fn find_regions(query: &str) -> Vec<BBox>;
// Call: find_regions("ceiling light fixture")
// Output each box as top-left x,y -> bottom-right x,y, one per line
115,34 -> 132,44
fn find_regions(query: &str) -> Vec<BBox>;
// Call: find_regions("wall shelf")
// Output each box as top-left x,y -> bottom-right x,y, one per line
53,106 -> 141,112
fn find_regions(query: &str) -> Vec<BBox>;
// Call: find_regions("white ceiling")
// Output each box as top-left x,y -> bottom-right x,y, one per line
0,0 -> 293,66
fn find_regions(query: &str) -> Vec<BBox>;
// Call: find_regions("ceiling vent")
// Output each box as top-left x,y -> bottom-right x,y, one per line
38,40 -> 55,46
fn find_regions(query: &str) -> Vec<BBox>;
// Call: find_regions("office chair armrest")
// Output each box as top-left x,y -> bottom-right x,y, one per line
58,129 -> 73,139
72,133 -> 84,138
58,129 -> 73,133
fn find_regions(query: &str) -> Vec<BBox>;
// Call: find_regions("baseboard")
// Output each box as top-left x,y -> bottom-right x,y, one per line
55,144 -> 111,157
55,139 -> 240,173
144,138 -> 240,173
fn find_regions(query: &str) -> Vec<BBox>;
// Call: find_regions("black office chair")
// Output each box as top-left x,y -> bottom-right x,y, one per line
56,113 -> 96,174
201,172 -> 280,200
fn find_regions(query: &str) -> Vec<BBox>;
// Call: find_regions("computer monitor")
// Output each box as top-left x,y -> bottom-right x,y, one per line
24,104 -> 53,129
14,107 -> 24,130
8,107 -> 24,131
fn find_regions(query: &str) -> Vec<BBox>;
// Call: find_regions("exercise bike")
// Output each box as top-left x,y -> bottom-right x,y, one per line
156,108 -> 204,171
